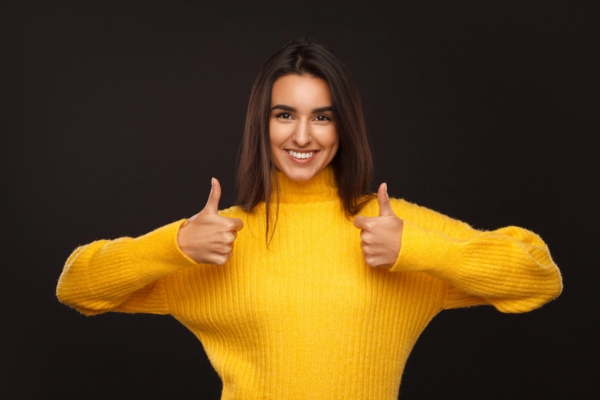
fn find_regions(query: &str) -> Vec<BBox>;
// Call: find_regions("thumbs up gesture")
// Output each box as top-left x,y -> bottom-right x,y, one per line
177,178 -> 244,265
353,183 -> 404,268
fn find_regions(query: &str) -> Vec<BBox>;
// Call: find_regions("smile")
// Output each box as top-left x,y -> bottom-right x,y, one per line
287,150 -> 315,159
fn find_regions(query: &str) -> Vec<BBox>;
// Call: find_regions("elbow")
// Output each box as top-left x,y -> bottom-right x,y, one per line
492,274 -> 563,314
56,278 -> 104,317
536,266 -> 564,309
56,278 -> 74,308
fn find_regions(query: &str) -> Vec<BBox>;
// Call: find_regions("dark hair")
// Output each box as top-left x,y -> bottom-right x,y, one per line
236,38 -> 373,237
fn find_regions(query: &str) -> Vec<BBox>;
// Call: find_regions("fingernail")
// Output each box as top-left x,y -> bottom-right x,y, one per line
211,177 -> 215,188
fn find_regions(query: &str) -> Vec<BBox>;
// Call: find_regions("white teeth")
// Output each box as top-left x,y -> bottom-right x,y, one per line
288,150 -> 314,159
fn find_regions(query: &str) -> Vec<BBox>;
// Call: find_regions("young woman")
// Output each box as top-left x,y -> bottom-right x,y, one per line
57,38 -> 562,399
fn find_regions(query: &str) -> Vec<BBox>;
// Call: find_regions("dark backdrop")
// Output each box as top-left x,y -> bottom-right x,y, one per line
1,1 -> 597,398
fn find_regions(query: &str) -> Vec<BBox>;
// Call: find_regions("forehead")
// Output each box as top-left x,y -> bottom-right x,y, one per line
271,74 -> 331,107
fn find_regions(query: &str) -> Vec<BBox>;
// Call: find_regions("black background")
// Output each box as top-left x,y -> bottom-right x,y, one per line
1,1 -> 597,398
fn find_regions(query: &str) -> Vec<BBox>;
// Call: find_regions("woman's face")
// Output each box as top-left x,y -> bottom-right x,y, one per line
269,74 -> 339,182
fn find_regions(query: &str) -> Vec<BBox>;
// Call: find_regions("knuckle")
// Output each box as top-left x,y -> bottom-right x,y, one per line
362,232 -> 373,243
218,243 -> 233,254
369,256 -> 383,267
208,255 -> 223,265
215,254 -> 230,265
226,219 -> 242,230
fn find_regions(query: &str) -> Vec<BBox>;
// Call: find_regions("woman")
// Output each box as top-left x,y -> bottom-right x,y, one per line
57,38 -> 562,399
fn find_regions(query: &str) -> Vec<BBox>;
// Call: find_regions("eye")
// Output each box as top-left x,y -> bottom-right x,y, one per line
314,114 -> 331,122
275,112 -> 292,119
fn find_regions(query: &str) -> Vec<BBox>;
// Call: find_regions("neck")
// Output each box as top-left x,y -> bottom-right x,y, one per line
273,167 -> 338,204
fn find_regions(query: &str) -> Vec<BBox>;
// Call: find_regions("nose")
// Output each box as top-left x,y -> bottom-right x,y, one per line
292,119 -> 312,147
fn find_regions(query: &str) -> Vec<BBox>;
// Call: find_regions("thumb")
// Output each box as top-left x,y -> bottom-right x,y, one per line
377,182 -> 394,217
203,177 -> 221,214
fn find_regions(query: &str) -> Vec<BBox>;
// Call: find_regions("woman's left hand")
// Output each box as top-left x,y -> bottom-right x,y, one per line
353,183 -> 404,268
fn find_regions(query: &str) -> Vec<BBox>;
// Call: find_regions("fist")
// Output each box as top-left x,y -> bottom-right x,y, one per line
353,183 -> 403,268
177,178 -> 244,265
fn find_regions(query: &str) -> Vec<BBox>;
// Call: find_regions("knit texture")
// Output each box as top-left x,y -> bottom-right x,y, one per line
57,167 -> 562,399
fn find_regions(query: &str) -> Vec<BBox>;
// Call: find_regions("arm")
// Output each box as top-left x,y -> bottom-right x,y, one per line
57,178 -> 243,316
390,200 -> 563,313
56,220 -> 197,316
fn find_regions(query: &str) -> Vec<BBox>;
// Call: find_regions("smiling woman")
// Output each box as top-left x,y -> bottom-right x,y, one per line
56,38 -> 562,399
236,38 -> 373,227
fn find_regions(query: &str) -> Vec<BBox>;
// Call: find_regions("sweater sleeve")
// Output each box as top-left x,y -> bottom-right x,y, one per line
56,220 -> 198,316
389,201 -> 563,313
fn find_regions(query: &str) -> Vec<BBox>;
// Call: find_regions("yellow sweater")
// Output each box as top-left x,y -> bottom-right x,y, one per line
57,168 -> 562,399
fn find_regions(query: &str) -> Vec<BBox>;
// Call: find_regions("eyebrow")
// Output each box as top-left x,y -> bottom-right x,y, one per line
271,104 -> 333,113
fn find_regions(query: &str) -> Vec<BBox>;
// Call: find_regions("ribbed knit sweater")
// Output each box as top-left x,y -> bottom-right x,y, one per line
57,168 -> 562,399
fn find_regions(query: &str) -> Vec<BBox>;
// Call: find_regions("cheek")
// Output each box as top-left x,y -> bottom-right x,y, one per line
332,138 -> 339,154
268,121 -> 291,147
331,130 -> 340,149
329,130 -> 340,159
321,127 -> 339,151
268,123 -> 280,154
268,121 -> 276,145
268,122 -> 284,168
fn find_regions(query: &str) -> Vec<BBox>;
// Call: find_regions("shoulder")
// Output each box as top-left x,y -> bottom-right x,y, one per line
362,195 -> 476,236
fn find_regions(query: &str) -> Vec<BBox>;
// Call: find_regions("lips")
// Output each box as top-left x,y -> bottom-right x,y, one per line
287,150 -> 316,159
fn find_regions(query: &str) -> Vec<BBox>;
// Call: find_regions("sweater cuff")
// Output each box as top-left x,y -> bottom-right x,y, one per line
390,220 -> 463,274
131,219 -> 199,279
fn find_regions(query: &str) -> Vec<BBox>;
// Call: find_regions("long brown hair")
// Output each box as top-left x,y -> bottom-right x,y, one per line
236,38 -> 373,236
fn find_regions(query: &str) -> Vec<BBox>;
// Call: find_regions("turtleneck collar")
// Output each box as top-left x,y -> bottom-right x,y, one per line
273,167 -> 339,204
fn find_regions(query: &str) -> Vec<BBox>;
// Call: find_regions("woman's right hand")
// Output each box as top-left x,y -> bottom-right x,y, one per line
177,178 -> 244,265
